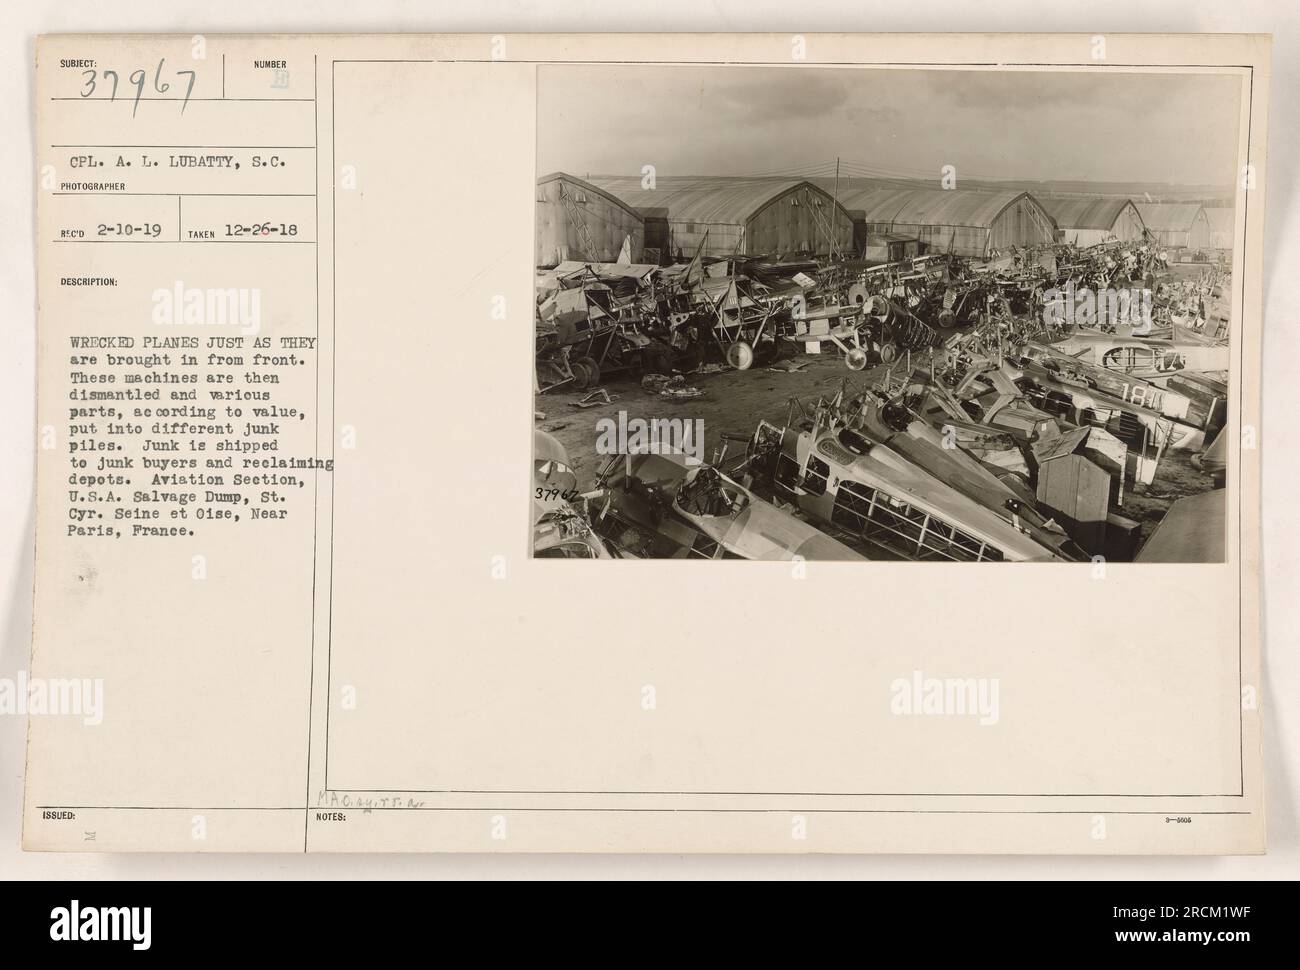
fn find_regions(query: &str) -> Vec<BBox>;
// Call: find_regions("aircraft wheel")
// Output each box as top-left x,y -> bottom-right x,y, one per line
937,309 -> 957,329
879,342 -> 899,364
845,348 -> 869,371
865,294 -> 889,319
726,340 -> 755,370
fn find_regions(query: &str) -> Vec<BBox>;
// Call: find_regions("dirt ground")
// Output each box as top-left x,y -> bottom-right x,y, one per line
536,350 -> 866,491
1120,447 -> 1219,537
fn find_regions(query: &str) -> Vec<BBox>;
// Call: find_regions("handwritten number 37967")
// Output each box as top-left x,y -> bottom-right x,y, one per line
79,59 -> 197,116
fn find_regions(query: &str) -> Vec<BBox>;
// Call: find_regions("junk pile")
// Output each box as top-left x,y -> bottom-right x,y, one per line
536,235 -> 1229,392
534,261 -> 681,393
534,235 -> 1229,562
739,293 -> 1227,563
720,236 -> 1229,563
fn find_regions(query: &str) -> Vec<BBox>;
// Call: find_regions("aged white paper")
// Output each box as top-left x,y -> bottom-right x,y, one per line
25,33 -> 1267,853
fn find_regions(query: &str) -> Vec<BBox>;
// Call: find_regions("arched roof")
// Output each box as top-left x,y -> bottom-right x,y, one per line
584,175 -> 849,225
835,186 -> 1048,229
1134,203 -> 1207,231
1041,197 -> 1143,231
1203,207 -> 1235,233
537,172 -> 645,223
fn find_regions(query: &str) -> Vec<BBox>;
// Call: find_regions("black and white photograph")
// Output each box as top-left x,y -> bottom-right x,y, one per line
533,65 -> 1240,562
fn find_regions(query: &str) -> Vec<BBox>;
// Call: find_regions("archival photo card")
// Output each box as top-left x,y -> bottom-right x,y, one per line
25,33 -> 1266,854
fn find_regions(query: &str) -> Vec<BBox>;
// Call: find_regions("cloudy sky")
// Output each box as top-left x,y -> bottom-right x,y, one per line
537,65 -> 1242,188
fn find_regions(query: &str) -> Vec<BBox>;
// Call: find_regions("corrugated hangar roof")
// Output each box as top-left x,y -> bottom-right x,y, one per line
1040,197 -> 1140,230
835,186 -> 1042,228
584,175 -> 844,225
1203,207 -> 1234,232
1134,202 -> 1206,231
537,172 -> 645,222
